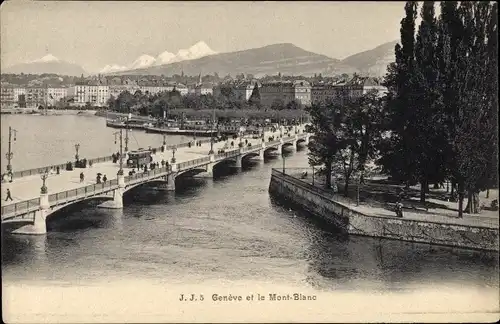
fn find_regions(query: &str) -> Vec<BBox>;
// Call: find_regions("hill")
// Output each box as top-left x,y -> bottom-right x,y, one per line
112,43 -> 341,77
340,40 -> 398,77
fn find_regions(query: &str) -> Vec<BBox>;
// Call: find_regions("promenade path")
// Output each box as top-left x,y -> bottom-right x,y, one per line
288,169 -> 499,229
1,126 -> 302,207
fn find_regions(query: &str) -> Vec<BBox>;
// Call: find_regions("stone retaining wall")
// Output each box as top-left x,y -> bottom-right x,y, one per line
269,169 -> 499,252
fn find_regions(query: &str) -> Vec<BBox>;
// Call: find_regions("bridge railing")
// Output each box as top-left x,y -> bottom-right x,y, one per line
215,149 -> 240,160
241,145 -> 259,153
8,139 -> 213,180
177,157 -> 211,170
1,198 -> 41,219
125,166 -> 169,185
267,140 -> 281,146
48,179 -> 120,206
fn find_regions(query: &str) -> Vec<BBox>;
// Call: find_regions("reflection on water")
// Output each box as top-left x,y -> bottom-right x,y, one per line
1,115 -> 498,293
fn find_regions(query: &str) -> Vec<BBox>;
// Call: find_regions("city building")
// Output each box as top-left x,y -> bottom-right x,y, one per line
26,87 -> 47,109
74,82 -> 110,107
195,82 -> 214,96
259,81 -> 295,107
311,83 -> 346,104
47,87 -> 69,106
293,80 -> 311,106
234,82 -> 256,101
1,85 -> 15,108
13,87 -> 27,108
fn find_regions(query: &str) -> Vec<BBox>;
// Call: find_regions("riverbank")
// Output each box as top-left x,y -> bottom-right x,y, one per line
0,108 -> 97,116
269,169 -> 499,251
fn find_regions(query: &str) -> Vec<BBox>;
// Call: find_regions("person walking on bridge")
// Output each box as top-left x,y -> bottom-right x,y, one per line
5,189 -> 13,201
80,172 -> 85,183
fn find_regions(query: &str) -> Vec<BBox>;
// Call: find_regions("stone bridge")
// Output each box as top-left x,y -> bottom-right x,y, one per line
1,127 -> 310,235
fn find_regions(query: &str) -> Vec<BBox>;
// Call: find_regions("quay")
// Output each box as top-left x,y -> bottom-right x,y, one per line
269,169 -> 499,252
1,125 -> 310,235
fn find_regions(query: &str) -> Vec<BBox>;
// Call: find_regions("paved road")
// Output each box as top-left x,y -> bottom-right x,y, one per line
1,126 -> 303,206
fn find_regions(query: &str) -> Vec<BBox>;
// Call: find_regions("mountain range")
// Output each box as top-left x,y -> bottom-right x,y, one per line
2,41 -> 398,78
99,41 -> 217,73
2,54 -> 87,76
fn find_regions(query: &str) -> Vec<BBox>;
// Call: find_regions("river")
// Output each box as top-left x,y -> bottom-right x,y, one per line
1,114 -> 498,322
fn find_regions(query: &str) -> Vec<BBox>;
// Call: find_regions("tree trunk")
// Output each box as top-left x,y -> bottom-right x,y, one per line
325,161 -> 332,189
464,191 -> 480,214
451,180 -> 455,197
420,179 -> 427,203
486,188 -> 490,198
457,182 -> 464,218
344,177 -> 350,197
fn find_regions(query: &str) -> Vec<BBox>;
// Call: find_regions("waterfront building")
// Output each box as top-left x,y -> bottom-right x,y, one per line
74,81 -> 110,107
47,87 -> 69,106
26,86 -> 47,109
13,87 -> 27,108
1,85 -> 15,108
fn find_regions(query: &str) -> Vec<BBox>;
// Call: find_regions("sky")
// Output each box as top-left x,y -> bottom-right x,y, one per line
1,1 -> 405,73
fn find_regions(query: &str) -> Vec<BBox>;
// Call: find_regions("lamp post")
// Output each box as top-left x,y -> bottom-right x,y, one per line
125,114 -> 130,152
5,126 -> 17,177
74,143 -> 80,161
209,106 -> 215,154
282,151 -> 286,174
40,169 -> 49,194
171,147 -> 177,163
113,129 -> 124,175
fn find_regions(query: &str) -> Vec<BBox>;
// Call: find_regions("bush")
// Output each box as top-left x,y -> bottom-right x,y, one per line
491,199 -> 498,211
66,162 -> 73,171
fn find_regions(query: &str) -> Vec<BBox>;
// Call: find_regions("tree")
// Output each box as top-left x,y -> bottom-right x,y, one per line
248,84 -> 261,107
410,1 -> 448,202
380,1 -> 420,189
305,101 -> 349,189
286,99 -> 301,110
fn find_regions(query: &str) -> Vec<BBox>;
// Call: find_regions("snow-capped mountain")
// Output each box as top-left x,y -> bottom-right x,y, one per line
3,54 -> 87,76
99,41 -> 217,74
30,54 -> 60,63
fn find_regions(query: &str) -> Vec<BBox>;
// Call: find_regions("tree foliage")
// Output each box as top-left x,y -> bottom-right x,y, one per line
380,1 -> 498,215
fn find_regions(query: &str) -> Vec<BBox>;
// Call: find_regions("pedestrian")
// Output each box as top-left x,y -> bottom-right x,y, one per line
89,160 -> 93,168
5,189 -> 13,201
96,174 -> 101,184
56,166 -> 60,175
102,174 -> 107,182
80,172 -> 84,183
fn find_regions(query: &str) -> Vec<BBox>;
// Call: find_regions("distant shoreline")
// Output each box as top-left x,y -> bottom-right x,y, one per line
0,108 -> 98,116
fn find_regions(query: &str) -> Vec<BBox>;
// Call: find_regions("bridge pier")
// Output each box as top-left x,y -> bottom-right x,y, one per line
98,174 -> 125,209
166,173 -> 176,191
12,193 -> 49,235
276,144 -> 283,155
256,148 -> 265,161
235,154 -> 242,168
